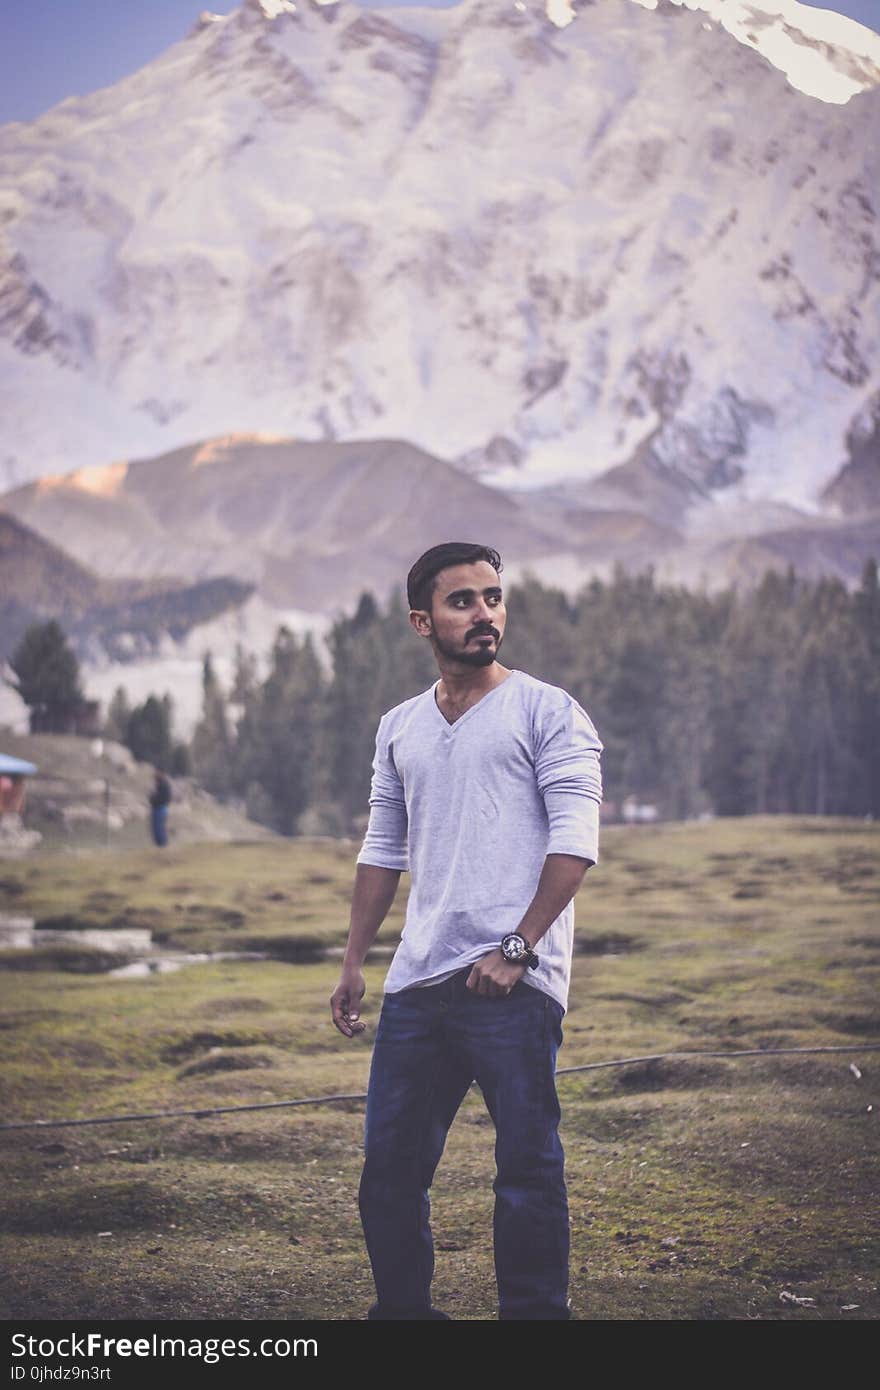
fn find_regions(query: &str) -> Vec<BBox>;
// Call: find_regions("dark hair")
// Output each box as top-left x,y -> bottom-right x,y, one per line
407,542 -> 503,612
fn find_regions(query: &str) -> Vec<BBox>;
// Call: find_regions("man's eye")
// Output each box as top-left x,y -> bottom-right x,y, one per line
488,594 -> 501,605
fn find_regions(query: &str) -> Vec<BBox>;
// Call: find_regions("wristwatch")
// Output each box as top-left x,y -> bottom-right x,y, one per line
500,932 -> 539,970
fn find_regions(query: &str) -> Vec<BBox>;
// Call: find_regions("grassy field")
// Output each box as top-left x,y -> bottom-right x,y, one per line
0,815 -> 878,1320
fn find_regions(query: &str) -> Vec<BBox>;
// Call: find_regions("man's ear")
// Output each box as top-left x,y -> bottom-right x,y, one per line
409,608 -> 432,638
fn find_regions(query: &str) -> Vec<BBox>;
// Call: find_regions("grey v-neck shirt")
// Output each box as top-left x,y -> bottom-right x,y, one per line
356,669 -> 603,1012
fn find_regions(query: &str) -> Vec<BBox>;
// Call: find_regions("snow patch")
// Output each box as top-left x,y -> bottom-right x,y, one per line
259,0 -> 298,16
546,0 -> 576,28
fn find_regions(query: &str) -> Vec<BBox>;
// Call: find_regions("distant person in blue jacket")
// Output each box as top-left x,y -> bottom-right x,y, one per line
149,768 -> 172,847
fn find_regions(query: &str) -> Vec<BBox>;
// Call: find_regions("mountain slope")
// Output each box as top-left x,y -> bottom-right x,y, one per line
0,511 -> 253,661
0,0 -> 877,514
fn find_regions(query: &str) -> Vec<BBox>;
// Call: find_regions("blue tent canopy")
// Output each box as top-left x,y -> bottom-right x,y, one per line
0,754 -> 38,776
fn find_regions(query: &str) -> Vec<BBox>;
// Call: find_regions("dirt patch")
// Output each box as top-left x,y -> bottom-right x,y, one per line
33,914 -> 91,932
160,1031 -> 268,1063
0,945 -> 130,973
168,1129 -> 285,1161
109,910 -> 165,928
241,933 -> 325,963
596,991 -> 691,1008
173,906 -> 246,928
0,1181 -> 179,1234
731,882 -> 766,899
575,1109 -> 655,1142
194,997 -> 272,1016
177,1050 -> 275,1079
576,932 -> 644,956
817,1013 -> 880,1038
167,1118 -> 354,1163
614,1057 -> 731,1092
45,1037 -> 117,1066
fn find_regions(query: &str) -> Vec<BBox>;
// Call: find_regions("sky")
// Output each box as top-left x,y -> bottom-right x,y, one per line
1,0 -> 878,126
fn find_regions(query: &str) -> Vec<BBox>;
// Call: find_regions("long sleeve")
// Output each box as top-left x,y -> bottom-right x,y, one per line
534,696 -> 603,864
356,714 -> 410,871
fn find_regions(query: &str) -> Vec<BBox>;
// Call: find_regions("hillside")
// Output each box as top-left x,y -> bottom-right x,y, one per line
0,731 -> 274,850
0,511 -> 253,661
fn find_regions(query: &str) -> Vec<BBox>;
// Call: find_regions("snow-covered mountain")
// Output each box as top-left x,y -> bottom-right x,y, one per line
0,0 -> 878,513
632,0 -> 880,104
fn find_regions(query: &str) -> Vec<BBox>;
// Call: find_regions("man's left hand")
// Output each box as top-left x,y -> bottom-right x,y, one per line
465,948 -> 526,997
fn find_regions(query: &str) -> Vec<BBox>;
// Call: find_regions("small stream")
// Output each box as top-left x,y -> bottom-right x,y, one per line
0,915 -> 267,976
0,917 -> 394,976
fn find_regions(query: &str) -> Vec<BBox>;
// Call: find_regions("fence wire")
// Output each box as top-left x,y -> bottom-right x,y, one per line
1,1042 -> 876,1132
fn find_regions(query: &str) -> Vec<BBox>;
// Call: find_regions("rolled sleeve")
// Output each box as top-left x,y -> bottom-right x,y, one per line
534,697 -> 604,864
356,715 -> 410,871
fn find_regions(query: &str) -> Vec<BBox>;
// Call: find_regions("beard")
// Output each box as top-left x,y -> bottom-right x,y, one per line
432,628 -> 503,668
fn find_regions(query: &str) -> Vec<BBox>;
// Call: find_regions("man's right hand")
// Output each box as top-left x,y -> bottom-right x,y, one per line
331,967 -> 366,1038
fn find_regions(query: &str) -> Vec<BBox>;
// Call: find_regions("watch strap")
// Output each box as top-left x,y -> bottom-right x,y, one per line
501,932 -> 540,970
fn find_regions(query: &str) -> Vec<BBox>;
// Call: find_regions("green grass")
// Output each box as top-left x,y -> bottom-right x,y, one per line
0,815 -> 878,1320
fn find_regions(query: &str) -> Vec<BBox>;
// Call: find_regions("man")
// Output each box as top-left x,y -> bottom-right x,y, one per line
330,541 -> 603,1321
149,767 -> 172,847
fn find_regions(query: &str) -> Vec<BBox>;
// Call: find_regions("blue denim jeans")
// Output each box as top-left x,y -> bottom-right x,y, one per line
150,805 -> 168,847
359,967 -> 569,1320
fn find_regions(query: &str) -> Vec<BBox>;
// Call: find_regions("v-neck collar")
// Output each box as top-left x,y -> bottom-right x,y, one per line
431,670 -> 519,732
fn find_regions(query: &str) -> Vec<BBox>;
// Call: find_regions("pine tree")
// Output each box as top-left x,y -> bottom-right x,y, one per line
190,653 -> 232,797
706,570 -> 799,815
326,596 -> 389,823
230,643 -> 259,710
105,686 -> 132,743
8,619 -> 83,733
250,628 -> 325,833
126,694 -> 173,767
853,558 -> 880,815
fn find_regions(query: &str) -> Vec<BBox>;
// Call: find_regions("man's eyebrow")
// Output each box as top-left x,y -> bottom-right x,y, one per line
444,586 -> 503,602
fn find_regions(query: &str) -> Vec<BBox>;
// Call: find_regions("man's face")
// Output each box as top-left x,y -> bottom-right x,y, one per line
412,560 -> 507,668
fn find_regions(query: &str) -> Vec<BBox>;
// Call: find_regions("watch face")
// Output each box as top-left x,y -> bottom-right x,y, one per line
502,933 -> 526,961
